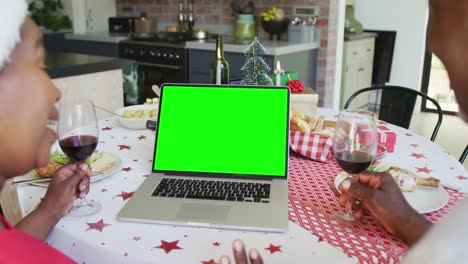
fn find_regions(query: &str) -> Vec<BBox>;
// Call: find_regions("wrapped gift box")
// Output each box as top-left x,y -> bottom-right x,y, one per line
290,87 -> 318,118
270,71 -> 298,86
377,125 -> 397,153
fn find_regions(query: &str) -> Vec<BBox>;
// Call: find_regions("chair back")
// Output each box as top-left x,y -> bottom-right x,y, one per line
344,85 -> 443,142
460,145 -> 468,164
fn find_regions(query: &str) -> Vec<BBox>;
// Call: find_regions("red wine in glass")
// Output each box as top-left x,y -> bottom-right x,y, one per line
332,109 -> 378,222
335,150 -> 373,175
59,135 -> 98,162
57,97 -> 101,216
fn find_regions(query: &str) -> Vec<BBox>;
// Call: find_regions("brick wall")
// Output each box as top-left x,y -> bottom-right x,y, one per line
116,0 -> 340,107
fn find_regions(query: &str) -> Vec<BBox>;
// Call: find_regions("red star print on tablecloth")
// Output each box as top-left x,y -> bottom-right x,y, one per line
201,259 -> 217,264
122,167 -> 132,172
457,175 -> 468,181
153,240 -> 182,254
416,166 -> 432,174
86,219 -> 111,232
410,144 -> 420,147
405,133 -> 413,136
117,145 -> 131,150
265,244 -> 282,254
101,188 -> 107,192
138,135 -> 146,140
410,152 -> 426,159
115,191 -> 135,201
101,127 -> 112,131
212,241 -> 220,247
133,236 -> 141,241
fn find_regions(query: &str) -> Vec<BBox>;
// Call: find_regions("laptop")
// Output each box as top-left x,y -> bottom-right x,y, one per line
118,83 -> 290,232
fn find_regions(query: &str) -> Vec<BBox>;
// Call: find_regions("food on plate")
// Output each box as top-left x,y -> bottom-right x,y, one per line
144,97 -> 159,105
122,109 -> 157,119
388,166 -> 440,192
35,150 -> 115,178
289,108 -> 335,136
90,152 -> 115,172
36,162 -> 63,178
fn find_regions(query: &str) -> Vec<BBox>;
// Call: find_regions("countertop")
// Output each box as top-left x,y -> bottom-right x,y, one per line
185,39 -> 320,55
45,51 -> 128,79
344,32 -> 378,41
65,31 -> 130,43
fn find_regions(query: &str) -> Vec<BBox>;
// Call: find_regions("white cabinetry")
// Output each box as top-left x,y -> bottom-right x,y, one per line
340,36 -> 376,109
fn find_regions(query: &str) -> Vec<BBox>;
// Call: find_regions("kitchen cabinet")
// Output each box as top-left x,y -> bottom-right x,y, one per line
188,48 -> 318,88
44,33 -> 120,58
340,36 -> 376,109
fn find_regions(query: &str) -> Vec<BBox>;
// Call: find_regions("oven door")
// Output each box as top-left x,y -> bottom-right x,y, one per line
136,62 -> 186,104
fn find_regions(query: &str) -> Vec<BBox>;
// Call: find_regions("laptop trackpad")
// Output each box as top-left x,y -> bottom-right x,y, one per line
177,203 -> 230,222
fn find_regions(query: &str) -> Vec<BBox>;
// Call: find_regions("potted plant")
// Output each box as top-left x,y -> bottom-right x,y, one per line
260,6 -> 289,41
28,0 -> 71,32
231,0 -> 256,44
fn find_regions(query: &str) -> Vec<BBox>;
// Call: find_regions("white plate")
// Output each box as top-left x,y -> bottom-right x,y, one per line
115,105 -> 158,130
334,171 -> 449,214
31,153 -> 122,187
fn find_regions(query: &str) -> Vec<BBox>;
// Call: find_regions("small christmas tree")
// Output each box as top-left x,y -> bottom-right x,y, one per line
240,37 -> 273,85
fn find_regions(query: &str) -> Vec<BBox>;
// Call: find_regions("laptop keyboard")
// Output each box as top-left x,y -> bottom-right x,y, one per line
151,178 -> 271,203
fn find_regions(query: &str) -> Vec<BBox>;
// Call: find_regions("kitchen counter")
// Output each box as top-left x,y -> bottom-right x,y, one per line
185,39 -> 320,56
65,31 -> 130,43
45,51 -> 129,79
344,32 -> 378,41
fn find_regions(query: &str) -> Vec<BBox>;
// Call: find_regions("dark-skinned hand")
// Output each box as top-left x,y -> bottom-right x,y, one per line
219,239 -> 264,264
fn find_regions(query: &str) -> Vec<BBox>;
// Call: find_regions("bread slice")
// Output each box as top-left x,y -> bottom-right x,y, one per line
388,166 -> 439,192
90,152 -> 115,173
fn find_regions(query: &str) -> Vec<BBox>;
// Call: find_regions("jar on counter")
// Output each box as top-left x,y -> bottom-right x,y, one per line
235,14 -> 256,44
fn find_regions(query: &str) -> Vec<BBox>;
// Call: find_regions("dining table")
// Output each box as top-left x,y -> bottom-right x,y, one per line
8,108 -> 468,264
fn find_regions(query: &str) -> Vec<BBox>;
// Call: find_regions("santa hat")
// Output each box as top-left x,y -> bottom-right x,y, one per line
0,0 -> 28,70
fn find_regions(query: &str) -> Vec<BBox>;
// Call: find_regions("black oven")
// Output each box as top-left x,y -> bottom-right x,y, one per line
119,40 -> 187,104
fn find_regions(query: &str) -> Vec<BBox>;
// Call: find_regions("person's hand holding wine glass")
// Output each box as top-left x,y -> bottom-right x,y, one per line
57,95 -> 101,216
333,109 -> 378,222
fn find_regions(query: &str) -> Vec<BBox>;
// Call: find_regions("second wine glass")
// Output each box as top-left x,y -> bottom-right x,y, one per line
333,109 -> 378,222
57,98 -> 101,216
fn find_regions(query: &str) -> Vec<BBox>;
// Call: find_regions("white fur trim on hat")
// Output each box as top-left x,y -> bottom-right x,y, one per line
0,0 -> 28,70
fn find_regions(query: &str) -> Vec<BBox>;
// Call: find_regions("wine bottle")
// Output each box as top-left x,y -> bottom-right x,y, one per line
178,0 -> 185,32
187,0 -> 194,31
210,35 -> 229,84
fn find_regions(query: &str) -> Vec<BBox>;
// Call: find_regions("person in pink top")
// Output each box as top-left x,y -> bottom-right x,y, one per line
0,1 -> 91,263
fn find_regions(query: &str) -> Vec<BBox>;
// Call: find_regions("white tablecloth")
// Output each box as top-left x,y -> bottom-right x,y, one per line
14,108 -> 467,263
15,117 -> 354,264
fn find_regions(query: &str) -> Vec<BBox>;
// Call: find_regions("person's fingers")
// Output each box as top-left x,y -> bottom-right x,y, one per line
249,248 -> 264,264
232,239 -> 248,264
338,192 -> 349,207
368,172 -> 386,189
77,174 -> 90,199
67,163 -> 88,185
341,179 -> 375,201
357,171 -> 372,185
219,256 -> 231,264
353,205 -> 363,219
53,163 -> 78,181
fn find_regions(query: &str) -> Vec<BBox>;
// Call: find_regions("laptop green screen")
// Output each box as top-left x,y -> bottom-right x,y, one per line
153,85 -> 289,177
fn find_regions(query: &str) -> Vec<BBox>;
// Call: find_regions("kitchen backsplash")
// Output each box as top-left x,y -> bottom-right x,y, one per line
116,0 -> 339,107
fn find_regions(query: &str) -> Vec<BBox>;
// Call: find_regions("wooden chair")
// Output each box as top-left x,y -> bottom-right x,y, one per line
344,85 -> 443,142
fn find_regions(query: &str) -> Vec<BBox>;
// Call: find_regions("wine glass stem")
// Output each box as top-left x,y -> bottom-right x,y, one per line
342,173 -> 361,221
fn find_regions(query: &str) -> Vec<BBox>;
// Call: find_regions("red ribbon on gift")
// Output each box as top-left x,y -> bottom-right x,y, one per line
287,80 -> 305,93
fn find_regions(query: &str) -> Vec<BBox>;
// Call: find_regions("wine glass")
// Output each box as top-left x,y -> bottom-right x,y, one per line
57,97 -> 101,216
333,109 -> 378,222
